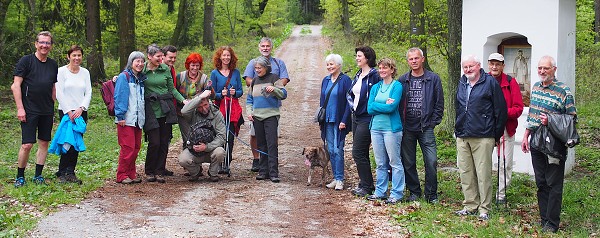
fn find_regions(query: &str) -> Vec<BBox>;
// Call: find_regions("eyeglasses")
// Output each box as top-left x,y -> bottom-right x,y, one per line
37,41 -> 52,46
537,66 -> 554,71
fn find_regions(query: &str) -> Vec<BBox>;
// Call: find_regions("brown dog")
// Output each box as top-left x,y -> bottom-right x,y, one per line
302,145 -> 330,187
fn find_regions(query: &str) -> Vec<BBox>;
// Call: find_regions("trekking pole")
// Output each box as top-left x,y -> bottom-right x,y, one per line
502,136 -> 507,207
496,138 -> 501,205
225,88 -> 233,177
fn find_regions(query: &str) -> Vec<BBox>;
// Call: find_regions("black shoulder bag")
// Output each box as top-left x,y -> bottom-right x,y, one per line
314,76 -> 340,124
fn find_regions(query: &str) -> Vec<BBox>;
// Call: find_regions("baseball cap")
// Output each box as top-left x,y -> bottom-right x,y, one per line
488,53 -> 504,62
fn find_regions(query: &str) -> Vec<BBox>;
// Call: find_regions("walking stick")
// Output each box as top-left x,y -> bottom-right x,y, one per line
502,136 -> 507,207
223,87 -> 233,177
496,138 -> 501,205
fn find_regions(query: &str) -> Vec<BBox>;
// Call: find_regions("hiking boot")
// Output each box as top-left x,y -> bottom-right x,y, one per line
334,181 -> 344,190
57,175 -> 69,183
32,176 -> 46,185
541,224 -> 558,233
14,177 -> 26,188
132,177 -> 142,183
385,197 -> 401,205
256,174 -> 269,180
250,159 -> 259,172
351,187 -> 372,197
325,180 -> 337,189
65,174 -> 82,185
146,175 -> 157,182
405,194 -> 420,202
367,194 -> 387,201
270,177 -> 281,183
156,175 -> 166,183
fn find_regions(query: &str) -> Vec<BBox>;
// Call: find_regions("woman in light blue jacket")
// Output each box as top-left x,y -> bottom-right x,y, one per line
366,58 -> 405,204
114,51 -> 146,184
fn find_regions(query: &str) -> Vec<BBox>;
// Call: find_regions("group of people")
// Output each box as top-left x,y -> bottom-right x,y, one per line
318,46 -> 574,232
11,31 -> 575,233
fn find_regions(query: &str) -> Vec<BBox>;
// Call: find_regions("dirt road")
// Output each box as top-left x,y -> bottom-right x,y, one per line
30,25 -> 404,238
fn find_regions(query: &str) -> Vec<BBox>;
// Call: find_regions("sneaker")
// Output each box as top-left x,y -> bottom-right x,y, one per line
334,181 -> 344,190
385,197 -> 401,204
146,175 -> 157,182
132,177 -> 142,183
14,177 -> 26,188
155,175 -> 166,183
366,194 -> 387,201
541,224 -> 558,233
455,208 -> 476,216
325,180 -> 337,189
478,213 -> 490,221
32,176 -> 46,185
256,174 -> 269,180
405,194 -> 420,202
427,198 -> 439,204
351,187 -> 372,197
270,177 -> 281,183
120,178 -> 134,184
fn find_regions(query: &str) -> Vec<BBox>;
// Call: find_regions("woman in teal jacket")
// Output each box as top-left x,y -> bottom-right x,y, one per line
366,58 -> 405,204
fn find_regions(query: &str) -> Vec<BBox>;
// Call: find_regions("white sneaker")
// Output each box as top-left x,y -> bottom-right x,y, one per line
325,180 -> 337,189
335,180 -> 344,190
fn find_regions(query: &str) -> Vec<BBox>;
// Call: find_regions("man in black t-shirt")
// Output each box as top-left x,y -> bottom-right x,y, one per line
11,31 -> 59,187
397,47 -> 445,203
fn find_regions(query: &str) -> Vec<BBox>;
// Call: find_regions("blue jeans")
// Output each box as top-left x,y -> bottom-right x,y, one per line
325,122 -> 345,181
371,130 -> 405,199
401,128 -> 438,200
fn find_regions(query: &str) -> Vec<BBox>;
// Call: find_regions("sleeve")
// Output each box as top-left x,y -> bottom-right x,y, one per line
114,72 -> 130,121
206,113 -> 227,151
55,67 -> 71,111
211,71 -> 223,100
82,68 -> 93,110
277,59 -> 289,80
243,60 -> 256,79
563,86 -> 577,116
246,85 -> 254,114
507,78 -> 524,119
168,70 -> 186,102
432,75 -> 445,126
13,55 -> 29,77
340,77 -> 352,125
493,80 -> 508,141
234,70 -> 244,98
271,76 -> 287,100
368,82 -> 402,114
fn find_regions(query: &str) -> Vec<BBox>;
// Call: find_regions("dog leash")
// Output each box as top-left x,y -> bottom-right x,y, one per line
227,126 -> 278,159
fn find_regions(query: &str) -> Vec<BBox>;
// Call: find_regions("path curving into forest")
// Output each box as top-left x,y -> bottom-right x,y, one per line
30,25 -> 404,238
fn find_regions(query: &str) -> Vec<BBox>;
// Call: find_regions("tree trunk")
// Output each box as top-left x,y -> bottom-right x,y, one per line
410,0 -> 432,71
594,0 -> 600,43
171,0 -> 190,46
0,0 -> 12,47
340,0 -> 351,36
203,0 -> 215,50
119,0 -> 136,70
163,0 -> 175,14
441,0 -> 462,135
225,0 -> 239,39
86,0 -> 106,83
258,0 -> 268,15
24,0 -> 36,36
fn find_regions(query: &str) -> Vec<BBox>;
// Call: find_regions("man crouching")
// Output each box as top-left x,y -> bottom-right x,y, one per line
179,90 -> 226,182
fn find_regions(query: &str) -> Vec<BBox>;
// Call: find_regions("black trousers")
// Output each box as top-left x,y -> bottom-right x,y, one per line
254,116 -> 279,178
57,110 -> 88,176
145,117 -> 171,175
531,147 -> 566,230
352,116 -> 374,191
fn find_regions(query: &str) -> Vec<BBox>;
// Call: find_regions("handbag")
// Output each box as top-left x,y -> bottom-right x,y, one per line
314,75 -> 340,124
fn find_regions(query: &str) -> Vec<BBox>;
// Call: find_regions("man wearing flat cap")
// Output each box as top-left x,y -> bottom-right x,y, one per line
487,53 -> 524,204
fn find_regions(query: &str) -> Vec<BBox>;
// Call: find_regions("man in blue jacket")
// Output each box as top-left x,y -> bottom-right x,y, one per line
398,47 -> 444,203
454,55 -> 507,221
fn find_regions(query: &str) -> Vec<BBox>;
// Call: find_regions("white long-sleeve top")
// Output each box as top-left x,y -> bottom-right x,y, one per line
56,65 -> 92,112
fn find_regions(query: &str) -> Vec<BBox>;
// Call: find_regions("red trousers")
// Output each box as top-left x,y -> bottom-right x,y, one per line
116,125 -> 142,182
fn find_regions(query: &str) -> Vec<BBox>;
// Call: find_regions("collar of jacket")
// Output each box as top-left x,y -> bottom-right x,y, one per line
460,68 -> 488,86
142,62 -> 169,74
399,70 -> 434,83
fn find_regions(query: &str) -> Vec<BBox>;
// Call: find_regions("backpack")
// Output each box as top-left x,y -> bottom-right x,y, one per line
186,119 -> 216,157
101,71 -> 130,116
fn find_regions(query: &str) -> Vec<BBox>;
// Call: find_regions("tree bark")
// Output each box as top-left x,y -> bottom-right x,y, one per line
410,0 -> 431,71
441,0 -> 462,135
24,0 -> 36,36
163,0 -> 175,14
594,0 -> 600,43
86,0 -> 106,83
203,0 -> 215,50
340,0 -> 351,36
119,0 -> 136,70
171,0 -> 192,46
